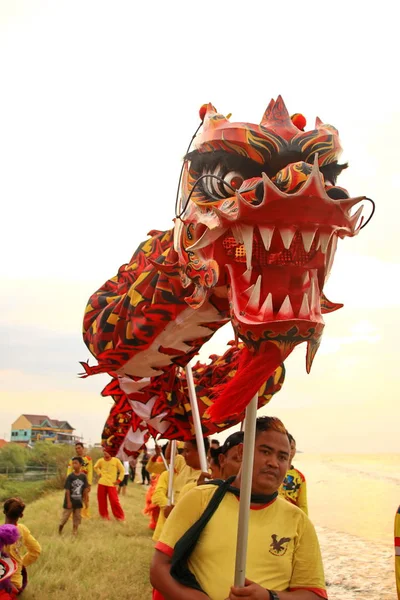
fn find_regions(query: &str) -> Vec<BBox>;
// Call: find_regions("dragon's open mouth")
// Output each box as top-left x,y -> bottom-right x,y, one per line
208,224 -> 337,327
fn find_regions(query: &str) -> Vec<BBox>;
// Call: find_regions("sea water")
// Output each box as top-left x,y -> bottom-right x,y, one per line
295,454 -> 399,599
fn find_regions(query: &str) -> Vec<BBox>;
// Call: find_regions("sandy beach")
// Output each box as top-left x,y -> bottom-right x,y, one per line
295,454 -> 399,599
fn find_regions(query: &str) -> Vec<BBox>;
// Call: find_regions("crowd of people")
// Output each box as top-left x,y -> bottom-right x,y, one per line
1,426 -> 399,599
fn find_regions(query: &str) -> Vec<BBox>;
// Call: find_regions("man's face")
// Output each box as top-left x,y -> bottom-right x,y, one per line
183,442 -> 200,469
103,449 -> 111,460
290,440 -> 296,463
75,445 -> 84,457
219,444 -> 242,479
250,429 -> 290,495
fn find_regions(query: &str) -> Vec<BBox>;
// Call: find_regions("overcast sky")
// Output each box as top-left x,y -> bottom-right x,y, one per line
0,0 -> 399,452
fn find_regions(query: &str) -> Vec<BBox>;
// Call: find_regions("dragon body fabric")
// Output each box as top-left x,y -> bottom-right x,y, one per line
82,97 -> 368,458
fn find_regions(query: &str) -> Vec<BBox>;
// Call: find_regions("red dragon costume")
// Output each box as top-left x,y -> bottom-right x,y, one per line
81,96 -> 372,457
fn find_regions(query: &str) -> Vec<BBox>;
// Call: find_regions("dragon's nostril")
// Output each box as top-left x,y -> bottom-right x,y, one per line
254,181 -> 264,204
326,187 -> 350,200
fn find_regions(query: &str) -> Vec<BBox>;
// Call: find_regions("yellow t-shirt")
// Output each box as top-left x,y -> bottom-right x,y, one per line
5,523 -> 41,589
279,466 -> 308,515
152,470 -> 175,542
395,505 -> 400,598
67,455 -> 93,485
94,457 -> 125,486
156,485 -> 327,600
147,453 -> 185,476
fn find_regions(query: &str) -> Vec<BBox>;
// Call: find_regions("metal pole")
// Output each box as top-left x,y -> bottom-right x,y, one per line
160,451 -> 169,472
167,440 -> 177,505
234,393 -> 258,587
185,363 -> 208,473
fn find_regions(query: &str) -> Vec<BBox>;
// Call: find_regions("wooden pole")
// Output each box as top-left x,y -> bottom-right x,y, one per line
167,440 -> 177,505
233,394 -> 258,587
185,364 -> 208,473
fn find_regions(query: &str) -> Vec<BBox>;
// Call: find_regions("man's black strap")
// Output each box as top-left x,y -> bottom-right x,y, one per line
170,476 -> 236,591
169,477 -> 278,591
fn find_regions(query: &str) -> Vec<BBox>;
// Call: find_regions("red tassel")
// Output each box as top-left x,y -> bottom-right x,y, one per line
208,343 -> 284,422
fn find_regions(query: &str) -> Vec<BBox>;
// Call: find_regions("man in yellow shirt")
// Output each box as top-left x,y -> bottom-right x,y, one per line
279,434 -> 308,515
94,449 -> 125,521
3,497 -> 41,595
67,442 -> 93,517
151,417 -> 327,600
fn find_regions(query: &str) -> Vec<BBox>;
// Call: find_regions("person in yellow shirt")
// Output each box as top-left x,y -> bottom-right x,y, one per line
67,442 -> 93,518
94,449 -> 125,521
3,497 -> 41,595
279,433 -> 308,515
395,505 -> 400,598
150,417 -> 327,600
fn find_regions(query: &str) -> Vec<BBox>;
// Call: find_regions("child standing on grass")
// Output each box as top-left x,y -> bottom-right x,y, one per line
3,497 -> 41,596
94,448 -> 125,521
59,456 -> 89,536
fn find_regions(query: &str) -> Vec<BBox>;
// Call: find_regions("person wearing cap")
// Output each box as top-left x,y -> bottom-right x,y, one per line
151,416 -> 327,600
279,434 -> 308,515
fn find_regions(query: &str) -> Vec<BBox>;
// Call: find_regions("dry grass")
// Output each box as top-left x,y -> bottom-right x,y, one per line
20,483 -> 154,600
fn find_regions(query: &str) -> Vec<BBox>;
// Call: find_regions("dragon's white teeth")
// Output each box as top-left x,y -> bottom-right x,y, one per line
242,268 -> 252,284
260,292 -> 273,319
258,225 -> 275,251
300,228 -> 318,253
245,275 -> 261,311
325,235 -> 338,281
310,270 -> 318,308
318,231 -> 332,254
241,224 -> 254,271
349,205 -> 364,231
186,226 -> 227,251
279,227 -> 296,250
276,295 -> 294,319
232,224 -> 244,244
298,293 -> 310,319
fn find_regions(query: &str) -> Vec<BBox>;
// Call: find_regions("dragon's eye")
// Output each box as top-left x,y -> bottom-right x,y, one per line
201,167 -> 244,201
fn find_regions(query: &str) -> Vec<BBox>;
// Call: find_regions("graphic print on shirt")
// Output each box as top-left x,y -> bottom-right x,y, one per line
71,478 -> 85,500
282,474 -> 300,496
269,534 -> 291,556
0,559 -> 8,579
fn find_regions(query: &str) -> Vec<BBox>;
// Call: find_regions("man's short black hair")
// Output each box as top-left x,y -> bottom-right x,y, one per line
188,437 -> 210,454
75,442 -> 84,448
288,433 -> 295,444
255,416 -> 287,436
72,456 -> 83,465
211,439 -> 220,446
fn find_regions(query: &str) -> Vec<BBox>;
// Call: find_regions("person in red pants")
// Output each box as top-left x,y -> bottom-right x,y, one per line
94,449 -> 125,521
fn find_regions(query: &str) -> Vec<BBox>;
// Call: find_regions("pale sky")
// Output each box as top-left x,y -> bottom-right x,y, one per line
0,0 -> 399,452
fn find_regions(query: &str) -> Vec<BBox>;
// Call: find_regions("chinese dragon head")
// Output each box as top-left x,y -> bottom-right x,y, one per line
82,96 -> 372,455
174,96 -> 369,418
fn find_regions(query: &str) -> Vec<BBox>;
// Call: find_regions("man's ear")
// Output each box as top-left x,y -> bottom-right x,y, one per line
236,443 -> 244,462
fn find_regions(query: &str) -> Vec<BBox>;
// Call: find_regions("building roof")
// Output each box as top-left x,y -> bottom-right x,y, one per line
22,414 -> 50,426
22,415 -> 74,430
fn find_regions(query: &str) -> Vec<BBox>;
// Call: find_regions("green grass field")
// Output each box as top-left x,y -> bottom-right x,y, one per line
16,484 -> 154,599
